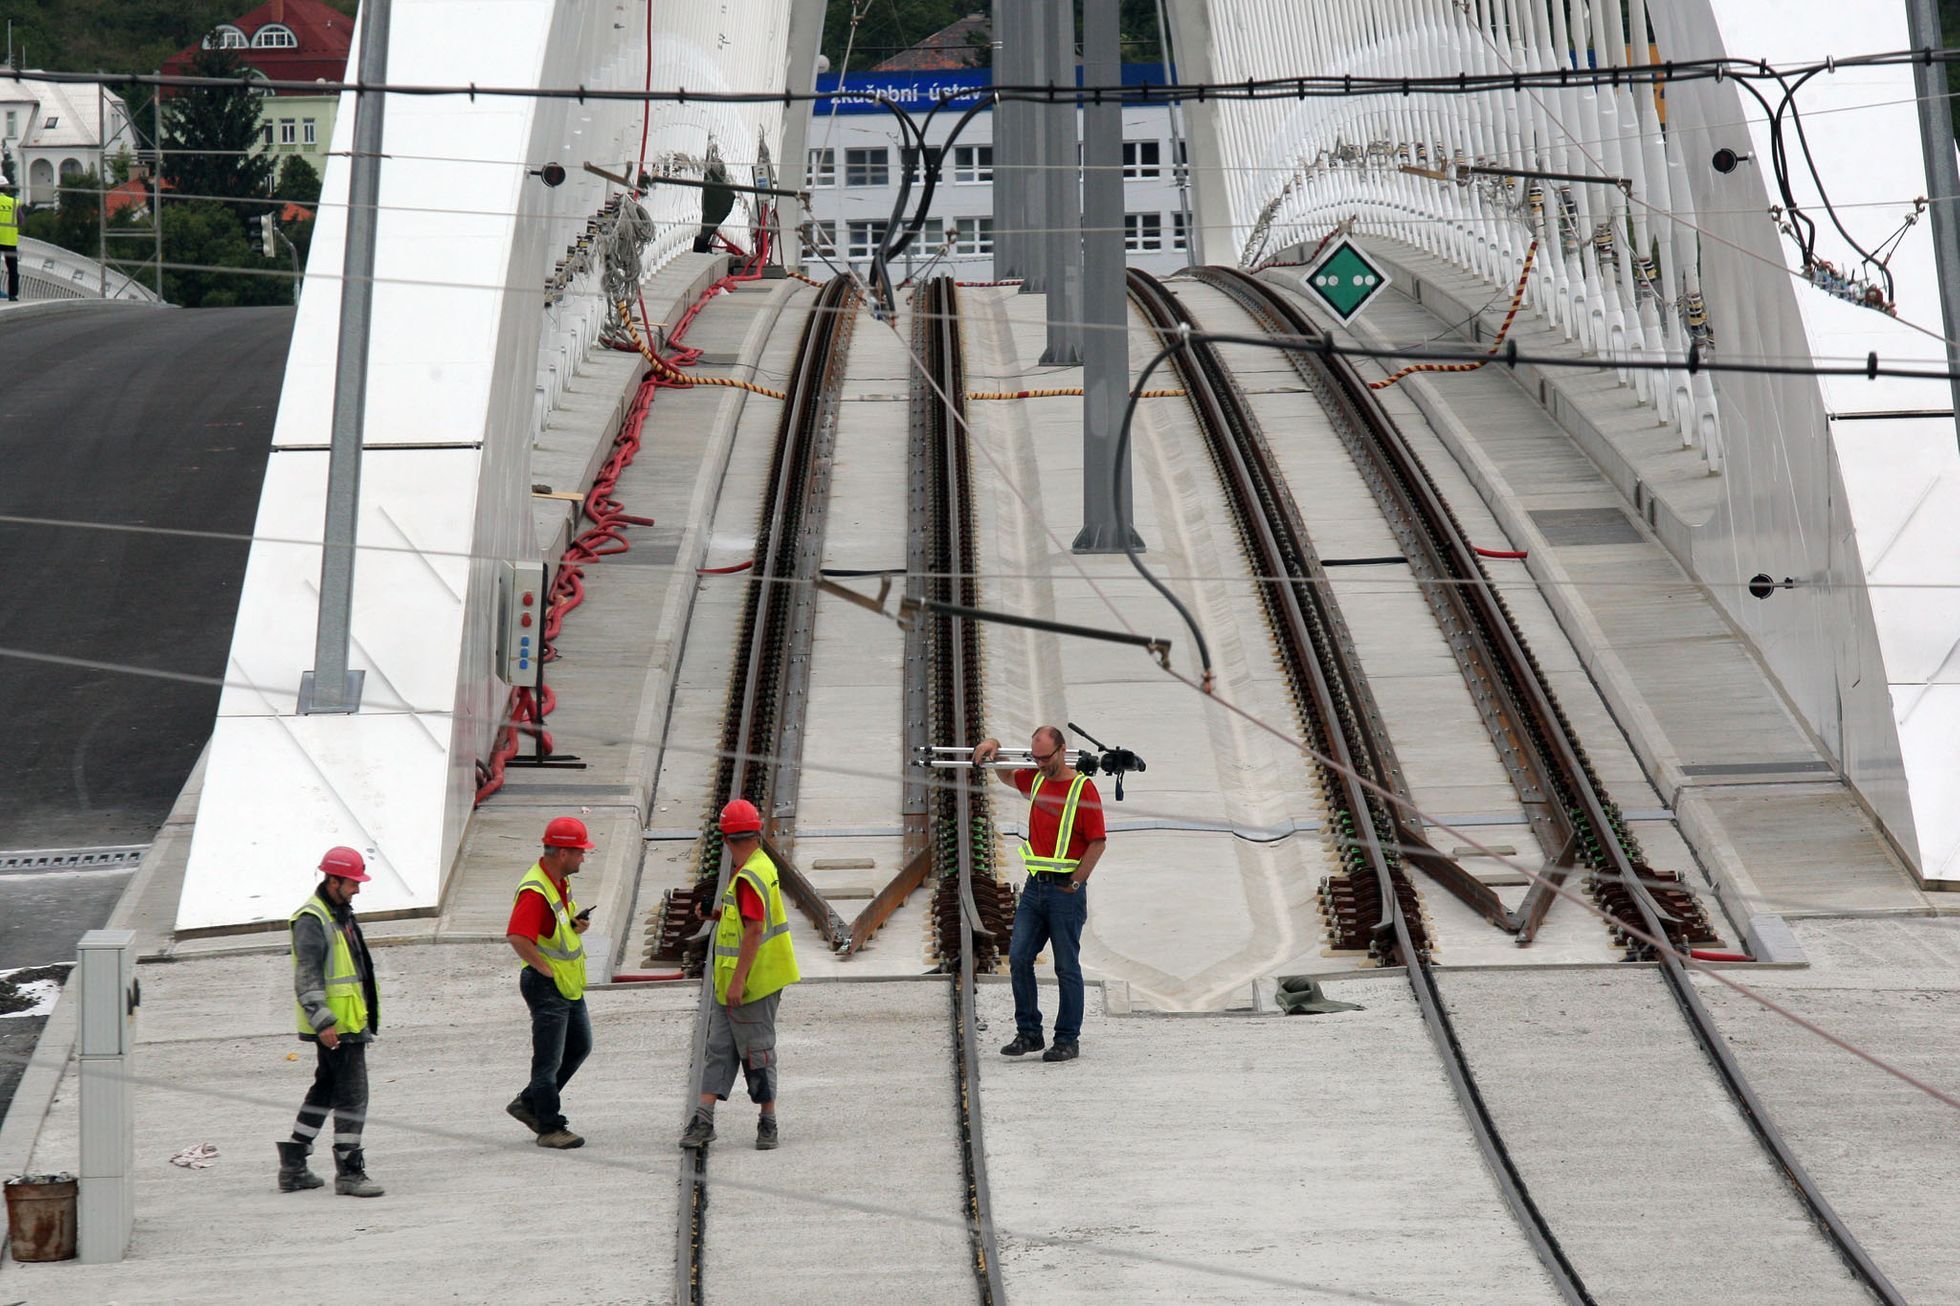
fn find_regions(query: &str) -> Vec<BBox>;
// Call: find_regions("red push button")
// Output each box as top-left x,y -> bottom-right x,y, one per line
521,592 -> 535,607
520,613 -> 533,627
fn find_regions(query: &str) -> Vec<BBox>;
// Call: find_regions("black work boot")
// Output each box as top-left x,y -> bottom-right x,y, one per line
999,1033 -> 1045,1057
755,1114 -> 779,1151
505,1096 -> 542,1135
1041,1041 -> 1080,1063
678,1112 -> 717,1150
332,1145 -> 385,1197
275,1140 -> 324,1192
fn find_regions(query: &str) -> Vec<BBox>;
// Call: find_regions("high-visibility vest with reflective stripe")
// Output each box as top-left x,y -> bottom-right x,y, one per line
1022,772 -> 1090,875
291,897 -> 370,1037
712,848 -> 799,1004
513,863 -> 586,1001
0,194 -> 16,247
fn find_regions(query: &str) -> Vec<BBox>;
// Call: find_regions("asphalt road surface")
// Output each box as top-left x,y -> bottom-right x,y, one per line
0,302 -> 294,853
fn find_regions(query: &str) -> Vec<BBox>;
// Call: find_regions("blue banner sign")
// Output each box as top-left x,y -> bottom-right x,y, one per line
814,63 -> 1170,116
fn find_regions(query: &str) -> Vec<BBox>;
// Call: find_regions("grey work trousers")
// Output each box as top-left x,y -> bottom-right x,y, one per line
702,990 -> 780,1104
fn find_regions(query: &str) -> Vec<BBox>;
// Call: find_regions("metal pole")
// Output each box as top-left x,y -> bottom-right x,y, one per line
1153,0 -> 1196,269
991,0 -> 1022,279
300,0 -> 390,714
1038,0 -> 1081,363
1017,0 -> 1048,293
97,83 -> 108,299
152,79 -> 163,299
1906,0 -> 1960,451
1073,0 -> 1138,552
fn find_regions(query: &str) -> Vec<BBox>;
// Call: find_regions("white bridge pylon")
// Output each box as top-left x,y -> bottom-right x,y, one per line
178,0 -> 809,930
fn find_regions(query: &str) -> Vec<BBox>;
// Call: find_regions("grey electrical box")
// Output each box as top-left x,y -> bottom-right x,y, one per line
77,929 -> 137,1057
496,559 -> 548,687
77,929 -> 137,1264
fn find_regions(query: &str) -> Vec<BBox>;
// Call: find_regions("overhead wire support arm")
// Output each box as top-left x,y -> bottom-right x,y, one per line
899,597 -> 1173,670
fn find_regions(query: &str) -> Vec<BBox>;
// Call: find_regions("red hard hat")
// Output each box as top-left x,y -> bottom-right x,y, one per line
318,846 -> 371,883
542,816 -> 597,850
718,799 -> 762,836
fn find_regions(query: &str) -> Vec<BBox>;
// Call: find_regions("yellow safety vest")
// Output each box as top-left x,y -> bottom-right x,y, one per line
290,897 -> 370,1037
0,193 -> 17,248
1022,773 -> 1090,875
712,848 -> 799,1005
514,863 -> 587,1000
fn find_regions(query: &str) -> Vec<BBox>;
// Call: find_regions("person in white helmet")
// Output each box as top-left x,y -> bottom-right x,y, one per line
279,846 -> 384,1197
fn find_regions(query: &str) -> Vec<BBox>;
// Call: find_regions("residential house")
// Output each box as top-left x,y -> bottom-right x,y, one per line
0,74 -> 137,205
162,0 -> 353,173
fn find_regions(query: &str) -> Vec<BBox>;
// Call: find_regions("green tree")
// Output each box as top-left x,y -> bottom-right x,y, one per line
273,154 -> 322,205
162,42 -> 274,205
162,199 -> 287,308
21,167 -> 109,257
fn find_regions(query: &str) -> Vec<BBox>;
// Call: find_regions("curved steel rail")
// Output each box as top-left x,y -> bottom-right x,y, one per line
1188,265 -> 1903,1306
1126,267 -> 1592,1304
917,275 -> 1008,1304
676,275 -> 857,1305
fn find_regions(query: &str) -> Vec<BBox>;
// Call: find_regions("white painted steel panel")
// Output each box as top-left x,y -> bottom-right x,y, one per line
184,3 -> 802,929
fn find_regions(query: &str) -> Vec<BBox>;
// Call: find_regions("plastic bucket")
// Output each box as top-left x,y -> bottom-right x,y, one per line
4,1172 -> 78,1261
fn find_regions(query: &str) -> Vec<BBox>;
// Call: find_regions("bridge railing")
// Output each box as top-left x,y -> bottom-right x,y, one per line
1206,0 -> 1723,466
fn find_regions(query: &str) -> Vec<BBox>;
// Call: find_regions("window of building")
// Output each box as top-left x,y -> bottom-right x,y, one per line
59,157 -> 82,182
278,119 -> 297,146
4,111 -> 16,137
952,217 -> 995,256
844,147 -> 888,187
847,219 -> 889,259
808,220 -> 837,254
1122,141 -> 1161,180
261,123 -> 274,147
303,119 -> 317,146
1172,211 -> 1189,250
43,116 -> 58,129
952,145 -> 993,184
204,25 -> 248,49
252,24 -> 298,48
914,218 -> 946,252
1124,213 -> 1163,252
807,147 -> 834,187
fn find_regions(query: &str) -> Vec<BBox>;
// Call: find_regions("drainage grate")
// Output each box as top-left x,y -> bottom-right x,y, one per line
0,844 -> 149,873
1530,506 -> 1643,546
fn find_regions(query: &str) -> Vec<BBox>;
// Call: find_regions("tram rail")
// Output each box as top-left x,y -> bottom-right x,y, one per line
1131,265 -> 1904,1305
668,274 -> 857,1306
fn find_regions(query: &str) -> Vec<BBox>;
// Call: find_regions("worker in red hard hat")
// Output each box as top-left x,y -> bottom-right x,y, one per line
505,815 -> 597,1149
679,797 -> 799,1152
280,845 -> 384,1197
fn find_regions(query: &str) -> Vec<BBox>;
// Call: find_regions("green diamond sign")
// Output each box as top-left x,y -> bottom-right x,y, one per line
1300,240 -> 1391,325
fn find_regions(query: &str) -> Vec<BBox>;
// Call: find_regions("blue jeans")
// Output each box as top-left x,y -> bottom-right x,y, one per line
1009,875 -> 1087,1043
519,968 -> 592,1132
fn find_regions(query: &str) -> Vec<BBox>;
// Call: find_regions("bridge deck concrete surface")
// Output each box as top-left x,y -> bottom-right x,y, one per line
6,267 -> 1960,1304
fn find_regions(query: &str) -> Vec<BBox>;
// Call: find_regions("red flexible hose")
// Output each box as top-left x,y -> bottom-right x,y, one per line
696,558 -> 755,575
1689,949 -> 1755,962
1474,546 -> 1529,560
475,204 -> 778,806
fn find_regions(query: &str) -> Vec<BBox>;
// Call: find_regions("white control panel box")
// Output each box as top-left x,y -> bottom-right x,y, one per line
497,559 -> 548,687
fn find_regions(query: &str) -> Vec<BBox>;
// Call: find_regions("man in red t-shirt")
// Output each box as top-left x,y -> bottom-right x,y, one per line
972,725 -> 1106,1063
504,816 -> 595,1149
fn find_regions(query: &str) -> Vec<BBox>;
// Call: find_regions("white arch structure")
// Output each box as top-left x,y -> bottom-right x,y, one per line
178,1 -> 811,929
183,1 -> 1960,929
1174,0 -> 1960,883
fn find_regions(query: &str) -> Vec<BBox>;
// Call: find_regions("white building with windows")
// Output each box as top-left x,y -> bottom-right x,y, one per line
801,63 -> 1190,282
0,74 -> 137,206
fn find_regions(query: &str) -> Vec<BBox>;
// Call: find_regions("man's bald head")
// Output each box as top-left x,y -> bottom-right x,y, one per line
1033,724 -> 1066,753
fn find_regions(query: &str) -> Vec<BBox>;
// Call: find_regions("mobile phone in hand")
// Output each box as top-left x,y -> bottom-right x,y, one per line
576,906 -> 594,921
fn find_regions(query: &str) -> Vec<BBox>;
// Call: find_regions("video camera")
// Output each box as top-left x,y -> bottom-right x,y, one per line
1067,721 -> 1146,801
